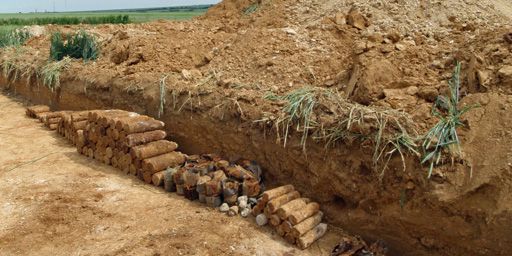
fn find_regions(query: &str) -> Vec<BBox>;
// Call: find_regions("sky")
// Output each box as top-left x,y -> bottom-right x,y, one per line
0,0 -> 221,13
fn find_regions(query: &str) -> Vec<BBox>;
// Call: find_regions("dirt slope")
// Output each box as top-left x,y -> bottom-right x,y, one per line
0,93 -> 343,256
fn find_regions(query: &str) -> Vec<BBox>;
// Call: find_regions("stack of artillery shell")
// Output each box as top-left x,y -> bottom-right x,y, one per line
78,110 -> 186,183
26,105 -> 50,118
57,111 -> 89,145
36,111 -> 71,131
253,184 -> 327,249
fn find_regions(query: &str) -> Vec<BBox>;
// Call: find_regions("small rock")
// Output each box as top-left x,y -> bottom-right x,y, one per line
237,195 -> 248,205
355,41 -> 367,54
347,9 -> 367,30
418,86 -> 439,102
283,27 -> 297,35
498,65 -> 512,81
406,86 -> 419,95
256,213 -> 268,226
228,206 -> 239,216
334,13 -> 346,25
420,237 -> 436,249
386,31 -> 401,43
240,208 -> 250,218
219,203 -> 229,212
476,70 -> 490,87
368,32 -> 383,43
431,60 -> 444,69
380,45 -> 393,53
395,43 -> 406,51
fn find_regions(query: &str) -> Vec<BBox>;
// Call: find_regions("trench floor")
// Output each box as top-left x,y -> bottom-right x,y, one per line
0,93 -> 343,256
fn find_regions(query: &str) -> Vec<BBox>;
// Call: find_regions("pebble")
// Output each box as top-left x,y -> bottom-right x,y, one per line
219,203 -> 229,212
228,206 -> 239,217
240,207 -> 250,218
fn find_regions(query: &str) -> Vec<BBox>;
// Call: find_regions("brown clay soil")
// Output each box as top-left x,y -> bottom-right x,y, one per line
3,0 -> 512,255
0,92 -> 348,255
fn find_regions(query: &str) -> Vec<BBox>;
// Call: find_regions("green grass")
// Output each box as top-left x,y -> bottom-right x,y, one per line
0,27 -> 30,47
50,30 -> 99,61
40,57 -> 71,92
0,15 -> 129,26
421,62 -> 479,178
0,10 -> 207,23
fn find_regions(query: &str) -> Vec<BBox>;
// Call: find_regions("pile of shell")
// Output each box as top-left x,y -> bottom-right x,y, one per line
252,185 -> 327,249
78,110 -> 186,183
25,105 -> 68,130
25,106 -> 326,249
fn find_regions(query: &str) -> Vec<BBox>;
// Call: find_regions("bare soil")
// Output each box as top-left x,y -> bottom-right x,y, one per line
0,93 -> 343,256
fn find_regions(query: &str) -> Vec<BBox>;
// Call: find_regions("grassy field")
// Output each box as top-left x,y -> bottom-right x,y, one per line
0,10 -> 207,23
0,6 -> 211,47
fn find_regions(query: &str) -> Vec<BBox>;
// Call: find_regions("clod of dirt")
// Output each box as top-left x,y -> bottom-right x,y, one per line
347,9 -> 368,30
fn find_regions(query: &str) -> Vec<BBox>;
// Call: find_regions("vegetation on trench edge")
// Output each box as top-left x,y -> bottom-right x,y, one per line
261,62 -> 477,178
50,30 -> 99,61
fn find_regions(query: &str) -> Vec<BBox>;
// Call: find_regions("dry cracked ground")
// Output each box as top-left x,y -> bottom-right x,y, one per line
0,93 -> 341,256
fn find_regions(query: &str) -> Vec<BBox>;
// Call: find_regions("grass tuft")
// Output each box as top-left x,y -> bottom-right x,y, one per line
158,74 -> 168,118
0,28 -> 31,48
421,62 -> 479,178
50,30 -> 99,61
244,3 -> 260,15
39,57 -> 71,92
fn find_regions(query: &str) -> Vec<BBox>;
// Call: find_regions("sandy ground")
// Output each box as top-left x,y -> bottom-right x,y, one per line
0,92 -> 340,256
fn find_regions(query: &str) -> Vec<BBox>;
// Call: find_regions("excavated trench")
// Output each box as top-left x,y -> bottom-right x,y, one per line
2,75 -> 511,256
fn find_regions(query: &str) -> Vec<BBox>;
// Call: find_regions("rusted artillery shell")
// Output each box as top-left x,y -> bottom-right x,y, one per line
152,171 -> 165,186
196,175 -> 212,194
222,179 -> 240,205
297,223 -> 327,250
269,214 -> 282,226
176,184 -> 184,195
72,120 -> 88,131
26,105 -> 50,117
198,193 -> 206,203
123,119 -> 164,134
205,179 -> 222,196
114,113 -> 146,130
288,202 -> 320,225
142,152 -> 186,174
225,165 -> 255,180
281,220 -> 294,234
130,140 -> 178,160
268,191 -> 300,213
183,168 -> 201,188
184,186 -> 199,201
291,211 -> 324,238
142,171 -> 153,184
251,198 -> 267,216
164,168 -> 178,192
205,196 -> 222,208
262,185 -> 295,202
277,198 -> 311,220
242,177 -> 260,197
285,232 -> 297,245
209,170 -> 227,181
129,164 -> 139,176
173,168 -> 186,185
